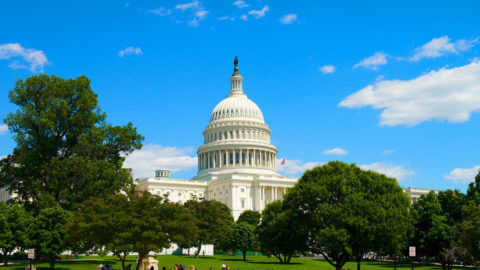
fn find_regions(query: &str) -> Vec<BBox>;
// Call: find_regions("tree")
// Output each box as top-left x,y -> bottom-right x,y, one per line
282,161 -> 410,270
69,189 -> 192,270
184,199 -> 235,258
467,169 -> 480,204
257,201 -> 305,264
237,210 -> 261,226
0,203 -> 33,265
0,74 -> 143,212
459,201 -> 480,267
28,206 -> 72,270
226,222 -> 257,261
409,191 -> 456,269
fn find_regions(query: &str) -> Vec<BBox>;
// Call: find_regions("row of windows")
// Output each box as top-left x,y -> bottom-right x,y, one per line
210,107 -> 260,121
204,129 -> 268,143
156,190 -> 203,198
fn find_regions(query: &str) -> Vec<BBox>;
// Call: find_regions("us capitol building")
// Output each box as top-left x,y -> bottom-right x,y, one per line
136,58 -> 298,219
135,58 -> 435,219
0,58 -> 435,217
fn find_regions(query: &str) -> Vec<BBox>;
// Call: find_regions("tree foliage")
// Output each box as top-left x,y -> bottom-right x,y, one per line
226,222 -> 257,261
184,199 -> 235,258
0,74 -> 143,212
257,201 -> 305,264
409,191 -> 457,268
458,201 -> 480,267
27,206 -> 72,270
69,189 -> 192,270
283,161 -> 410,270
0,203 -> 33,265
237,210 -> 261,226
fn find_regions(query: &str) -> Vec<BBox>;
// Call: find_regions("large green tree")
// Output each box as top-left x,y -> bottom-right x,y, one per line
283,161 -> 410,270
409,191 -> 456,268
0,202 -> 33,265
27,206 -> 72,270
459,201 -> 480,267
226,222 -> 257,261
257,201 -> 305,264
69,189 -> 192,270
467,169 -> 480,204
0,74 -> 143,212
183,199 -> 235,258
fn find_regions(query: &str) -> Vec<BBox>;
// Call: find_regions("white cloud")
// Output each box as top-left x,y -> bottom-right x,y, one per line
445,165 -> 480,184
124,144 -> 198,178
233,0 -> 249,8
175,1 -> 199,11
359,162 -> 414,181
354,52 -> 387,70
240,15 -> 248,21
382,150 -> 395,155
118,46 -> 143,57
277,159 -> 322,175
0,125 -> 7,135
248,6 -> 269,19
410,36 -> 477,61
0,43 -> 49,73
340,61 -> 480,126
319,65 -> 336,74
218,16 -> 235,21
149,7 -> 172,16
279,14 -> 297,24
323,147 -> 348,155
195,10 -> 209,20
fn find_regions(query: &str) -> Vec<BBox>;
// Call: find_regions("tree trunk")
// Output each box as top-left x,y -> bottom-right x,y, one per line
194,240 -> 202,259
242,250 -> 246,261
356,255 -> 362,270
2,250 -> 11,266
49,258 -> 56,270
393,256 -> 396,270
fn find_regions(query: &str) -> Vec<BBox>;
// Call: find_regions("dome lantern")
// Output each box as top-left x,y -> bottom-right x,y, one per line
229,56 -> 244,97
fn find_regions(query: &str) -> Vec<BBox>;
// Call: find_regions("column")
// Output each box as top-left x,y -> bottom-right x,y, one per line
253,150 -> 256,167
246,149 -> 250,166
219,150 -> 223,167
226,149 -> 229,166
233,149 -> 236,166
213,152 -> 216,168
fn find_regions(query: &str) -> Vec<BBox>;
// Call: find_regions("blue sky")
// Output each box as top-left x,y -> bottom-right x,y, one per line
1,0 -> 479,191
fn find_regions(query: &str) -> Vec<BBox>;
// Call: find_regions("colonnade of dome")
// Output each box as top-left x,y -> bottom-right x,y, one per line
198,149 -> 277,171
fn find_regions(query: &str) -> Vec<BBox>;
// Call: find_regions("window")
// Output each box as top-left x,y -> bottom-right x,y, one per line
240,199 -> 245,208
178,192 -> 182,197
241,188 -> 245,193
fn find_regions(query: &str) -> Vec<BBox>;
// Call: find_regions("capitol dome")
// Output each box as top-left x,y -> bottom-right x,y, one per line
210,94 -> 264,123
196,57 -> 278,178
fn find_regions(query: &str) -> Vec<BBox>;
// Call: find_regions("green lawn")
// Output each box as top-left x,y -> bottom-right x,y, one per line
0,255 -> 457,270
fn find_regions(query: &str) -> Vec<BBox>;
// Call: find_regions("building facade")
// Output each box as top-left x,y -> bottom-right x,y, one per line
136,58 -> 298,219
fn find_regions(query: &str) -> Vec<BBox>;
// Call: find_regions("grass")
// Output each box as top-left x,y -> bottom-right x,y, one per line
0,255 -> 460,270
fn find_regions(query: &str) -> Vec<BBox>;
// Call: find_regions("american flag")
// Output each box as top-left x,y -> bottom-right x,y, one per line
280,158 -> 286,165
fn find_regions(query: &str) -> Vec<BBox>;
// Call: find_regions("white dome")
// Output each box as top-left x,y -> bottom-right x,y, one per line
210,94 -> 264,123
